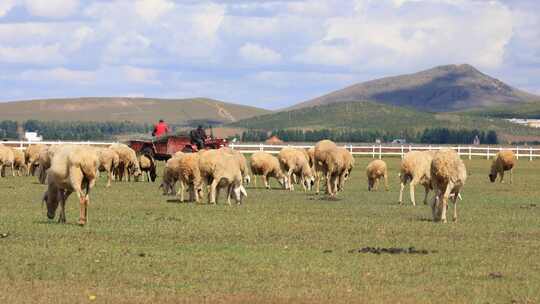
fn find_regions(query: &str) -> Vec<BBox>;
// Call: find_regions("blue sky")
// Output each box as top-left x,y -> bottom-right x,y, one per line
0,0 -> 539,110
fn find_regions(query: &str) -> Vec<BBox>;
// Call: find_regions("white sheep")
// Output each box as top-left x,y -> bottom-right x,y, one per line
221,147 -> 251,184
37,144 -> 62,184
249,151 -> 287,189
489,150 -> 515,184
160,156 -> 184,196
278,147 -> 315,191
138,153 -> 157,182
96,147 -> 120,187
42,145 -> 99,226
207,152 -> 247,205
109,143 -> 142,182
430,149 -> 467,223
11,148 -> 28,176
313,139 -> 338,194
324,147 -> 354,197
0,145 -> 15,177
177,153 -> 203,203
25,144 -> 47,176
398,150 -> 436,206
366,159 -> 388,191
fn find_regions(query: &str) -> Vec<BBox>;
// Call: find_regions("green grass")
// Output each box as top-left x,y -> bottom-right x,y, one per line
229,101 -> 540,137
1,157 -> 539,303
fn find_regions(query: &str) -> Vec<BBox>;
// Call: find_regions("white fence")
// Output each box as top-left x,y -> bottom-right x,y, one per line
1,140 -> 116,150
229,143 -> 540,161
3,140 -> 540,161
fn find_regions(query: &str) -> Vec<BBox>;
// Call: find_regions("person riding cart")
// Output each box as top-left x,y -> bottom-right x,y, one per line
152,119 -> 169,137
190,125 -> 207,150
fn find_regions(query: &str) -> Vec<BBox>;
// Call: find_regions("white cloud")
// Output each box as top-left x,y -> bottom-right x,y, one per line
297,0 -> 514,70
19,67 -> 96,84
122,66 -> 160,85
24,0 -> 79,18
0,0 -> 17,17
0,44 -> 64,64
240,43 -> 282,64
135,0 -> 174,23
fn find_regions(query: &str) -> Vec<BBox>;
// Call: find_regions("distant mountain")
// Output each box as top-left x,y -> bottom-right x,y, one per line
0,97 -> 270,125
289,64 -> 540,112
230,101 -> 540,138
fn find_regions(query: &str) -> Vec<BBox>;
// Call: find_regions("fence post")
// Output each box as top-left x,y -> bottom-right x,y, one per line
349,144 -> 353,153
530,147 -> 533,161
372,145 -> 375,158
401,145 -> 404,159
487,146 -> 490,159
516,146 -> 519,160
379,144 -> 382,159
259,143 -> 263,151
409,145 -> 412,152
457,145 -> 460,157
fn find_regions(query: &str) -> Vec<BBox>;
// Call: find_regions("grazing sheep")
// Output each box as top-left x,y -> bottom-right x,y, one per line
109,143 -> 141,182
489,150 -> 515,184
0,145 -> 15,177
207,153 -> 247,205
42,145 -> 99,226
221,147 -> 251,184
177,153 -> 203,202
430,149 -> 467,223
25,144 -> 47,176
278,147 -> 315,191
366,159 -> 388,191
11,148 -> 28,176
249,151 -> 287,189
96,148 -> 120,187
398,150 -> 436,206
314,139 -> 338,194
160,156 -> 184,196
324,147 -> 354,197
37,145 -> 63,184
138,153 -> 157,182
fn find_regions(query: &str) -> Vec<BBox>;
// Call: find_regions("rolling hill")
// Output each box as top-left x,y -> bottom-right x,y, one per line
230,101 -> 540,138
289,64 -> 540,112
0,97 -> 270,125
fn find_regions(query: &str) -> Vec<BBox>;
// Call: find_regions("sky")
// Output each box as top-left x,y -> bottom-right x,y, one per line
0,0 -> 539,110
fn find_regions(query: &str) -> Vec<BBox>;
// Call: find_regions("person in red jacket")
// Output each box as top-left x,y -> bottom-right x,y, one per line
152,119 -> 169,137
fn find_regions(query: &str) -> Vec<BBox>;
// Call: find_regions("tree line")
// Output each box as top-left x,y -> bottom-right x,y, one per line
241,128 -> 498,144
0,120 -> 152,140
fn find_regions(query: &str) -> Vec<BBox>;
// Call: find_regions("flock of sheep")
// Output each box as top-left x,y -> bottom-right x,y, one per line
0,139 -> 515,226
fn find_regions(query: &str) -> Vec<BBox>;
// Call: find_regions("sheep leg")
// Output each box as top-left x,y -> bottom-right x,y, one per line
409,181 -> 417,206
440,182 -> 453,223
287,169 -> 294,191
422,184 -> 430,205
499,171 -> 505,183
326,173 -> 333,196
180,183 -> 185,202
430,194 -> 439,222
209,179 -> 219,204
398,179 -> 406,204
253,175 -> 258,187
452,192 -> 459,222
106,170 -> 112,188
226,184 -> 233,206
58,190 -> 67,223
263,174 -> 270,189
11,164 -> 15,177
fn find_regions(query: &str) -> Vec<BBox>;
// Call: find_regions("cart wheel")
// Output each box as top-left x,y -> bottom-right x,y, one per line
182,146 -> 193,153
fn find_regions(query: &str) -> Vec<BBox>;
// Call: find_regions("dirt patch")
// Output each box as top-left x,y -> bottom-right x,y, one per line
348,246 -> 436,255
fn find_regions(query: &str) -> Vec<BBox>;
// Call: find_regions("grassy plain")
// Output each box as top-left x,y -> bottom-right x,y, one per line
0,157 -> 539,303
